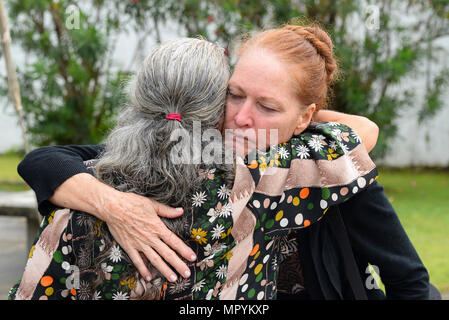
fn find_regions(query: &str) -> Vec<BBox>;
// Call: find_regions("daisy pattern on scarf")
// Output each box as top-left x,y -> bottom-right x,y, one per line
218,202 -> 233,218
217,184 -> 231,200
109,245 -> 122,263
192,279 -> 206,292
316,121 -> 340,130
278,146 -> 290,160
351,130 -> 361,143
215,265 -> 227,280
168,278 -> 191,295
329,140 -> 341,152
93,291 -> 102,300
112,291 -> 129,300
340,143 -> 349,154
295,145 -> 310,159
192,191 -> 207,207
211,224 -> 225,240
77,280 -> 91,300
307,134 -> 326,152
204,243 -> 227,257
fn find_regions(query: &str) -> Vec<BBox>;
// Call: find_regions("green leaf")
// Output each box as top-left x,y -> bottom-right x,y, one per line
111,273 -> 120,280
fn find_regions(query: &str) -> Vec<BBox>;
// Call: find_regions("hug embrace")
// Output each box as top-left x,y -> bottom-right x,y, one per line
9,23 -> 431,300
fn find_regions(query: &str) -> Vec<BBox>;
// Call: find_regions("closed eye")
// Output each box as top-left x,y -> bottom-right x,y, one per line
227,89 -> 244,100
257,102 -> 277,113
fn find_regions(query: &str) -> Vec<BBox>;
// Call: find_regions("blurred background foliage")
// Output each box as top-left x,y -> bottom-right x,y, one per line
1,0 -> 449,159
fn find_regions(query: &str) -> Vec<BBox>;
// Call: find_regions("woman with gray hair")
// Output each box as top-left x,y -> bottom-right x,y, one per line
9,37 -> 235,300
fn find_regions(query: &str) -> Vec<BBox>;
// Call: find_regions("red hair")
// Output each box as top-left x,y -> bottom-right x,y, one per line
239,23 -> 338,111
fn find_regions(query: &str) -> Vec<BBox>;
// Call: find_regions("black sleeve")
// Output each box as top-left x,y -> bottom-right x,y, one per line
17,144 -> 105,216
339,181 -> 430,300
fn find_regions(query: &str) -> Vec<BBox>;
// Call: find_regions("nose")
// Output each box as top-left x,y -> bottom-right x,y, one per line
234,100 -> 254,128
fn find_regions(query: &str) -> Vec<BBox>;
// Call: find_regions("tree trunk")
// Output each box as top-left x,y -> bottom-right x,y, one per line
0,0 -> 30,154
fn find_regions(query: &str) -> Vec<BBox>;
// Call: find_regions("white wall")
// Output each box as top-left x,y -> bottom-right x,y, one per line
378,90 -> 449,167
377,33 -> 449,167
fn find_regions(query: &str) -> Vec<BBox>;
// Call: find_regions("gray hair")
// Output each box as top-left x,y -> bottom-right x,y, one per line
96,38 -> 231,207
91,38 -> 233,299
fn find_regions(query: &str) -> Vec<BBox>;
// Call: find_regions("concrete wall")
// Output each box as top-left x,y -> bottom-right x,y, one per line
378,92 -> 449,167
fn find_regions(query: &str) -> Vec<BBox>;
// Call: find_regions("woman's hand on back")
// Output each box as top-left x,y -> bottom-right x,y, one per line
50,173 -> 196,282
100,191 -> 197,283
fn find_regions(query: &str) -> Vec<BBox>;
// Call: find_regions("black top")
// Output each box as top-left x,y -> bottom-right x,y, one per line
17,144 -> 430,300
18,144 -> 105,215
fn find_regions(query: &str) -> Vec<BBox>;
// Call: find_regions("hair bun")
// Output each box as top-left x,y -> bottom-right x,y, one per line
284,25 -> 337,84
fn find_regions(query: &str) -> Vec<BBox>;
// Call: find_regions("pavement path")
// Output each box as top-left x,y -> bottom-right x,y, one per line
0,190 -> 40,300
0,216 -> 28,300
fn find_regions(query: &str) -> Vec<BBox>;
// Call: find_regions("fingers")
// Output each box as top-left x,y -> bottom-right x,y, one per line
143,246 -> 179,283
107,195 -> 197,283
160,228 -> 197,263
127,248 -> 153,282
152,200 -> 197,262
154,238 -> 193,279
155,202 -> 184,218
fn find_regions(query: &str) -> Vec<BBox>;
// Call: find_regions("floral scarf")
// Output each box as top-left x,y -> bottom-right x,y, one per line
9,122 -> 377,300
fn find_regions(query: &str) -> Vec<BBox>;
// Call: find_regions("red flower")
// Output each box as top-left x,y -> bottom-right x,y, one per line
207,15 -> 214,23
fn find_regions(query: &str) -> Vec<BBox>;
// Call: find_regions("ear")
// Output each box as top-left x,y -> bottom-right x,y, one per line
293,103 -> 316,135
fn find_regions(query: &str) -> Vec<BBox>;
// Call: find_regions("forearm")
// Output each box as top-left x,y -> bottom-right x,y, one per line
17,144 -> 104,215
49,172 -> 118,222
314,110 -> 379,153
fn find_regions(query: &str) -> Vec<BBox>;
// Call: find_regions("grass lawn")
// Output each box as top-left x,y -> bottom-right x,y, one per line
378,168 -> 449,294
0,154 -> 28,191
0,153 -> 448,293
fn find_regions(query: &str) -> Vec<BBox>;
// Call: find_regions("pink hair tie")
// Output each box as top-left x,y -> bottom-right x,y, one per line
165,113 -> 182,122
